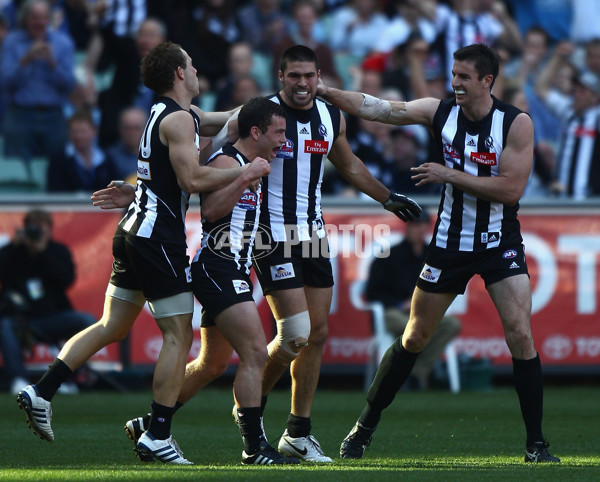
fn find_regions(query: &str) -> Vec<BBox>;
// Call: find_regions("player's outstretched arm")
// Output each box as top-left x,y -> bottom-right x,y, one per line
91,181 -> 135,209
192,105 -> 241,137
317,78 -> 439,126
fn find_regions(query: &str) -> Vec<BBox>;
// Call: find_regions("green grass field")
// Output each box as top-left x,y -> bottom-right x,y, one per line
1,385 -> 598,480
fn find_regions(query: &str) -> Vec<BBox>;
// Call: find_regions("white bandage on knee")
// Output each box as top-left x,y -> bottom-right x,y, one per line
212,108 -> 240,151
359,93 -> 406,123
267,310 -> 311,365
106,283 -> 146,307
148,291 -> 194,319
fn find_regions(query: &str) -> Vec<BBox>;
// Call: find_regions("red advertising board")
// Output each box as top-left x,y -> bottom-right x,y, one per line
1,206 -> 598,370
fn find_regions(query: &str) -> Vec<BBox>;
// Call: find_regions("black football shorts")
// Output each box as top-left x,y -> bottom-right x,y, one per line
110,227 -> 192,300
191,255 -> 256,327
416,243 -> 529,294
253,238 -> 334,294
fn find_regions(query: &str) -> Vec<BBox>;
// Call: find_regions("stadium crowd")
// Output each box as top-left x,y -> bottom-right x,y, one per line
0,0 -> 599,199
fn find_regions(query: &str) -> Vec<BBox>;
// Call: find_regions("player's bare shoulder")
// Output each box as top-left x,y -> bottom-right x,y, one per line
506,112 -> 534,150
159,110 -> 196,145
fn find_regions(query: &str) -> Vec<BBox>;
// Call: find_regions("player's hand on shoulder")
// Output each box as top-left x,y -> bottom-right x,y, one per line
316,77 -> 328,98
383,191 -> 423,222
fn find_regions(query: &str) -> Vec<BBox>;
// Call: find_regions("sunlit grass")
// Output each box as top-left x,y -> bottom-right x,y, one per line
1,386 -> 598,480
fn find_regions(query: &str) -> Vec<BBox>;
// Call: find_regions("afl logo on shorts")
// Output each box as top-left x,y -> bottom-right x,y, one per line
275,139 -> 294,159
502,249 -> 517,259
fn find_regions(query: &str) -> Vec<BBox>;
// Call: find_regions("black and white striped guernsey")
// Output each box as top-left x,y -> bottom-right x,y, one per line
430,96 -> 525,252
118,97 -> 200,248
262,93 -> 341,242
198,144 -> 261,275
555,105 -> 600,199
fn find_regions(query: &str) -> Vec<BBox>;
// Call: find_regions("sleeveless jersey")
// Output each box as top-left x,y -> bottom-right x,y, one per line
431,96 -> 524,252
196,144 -> 261,276
119,97 -> 201,248
555,105 -> 600,199
262,93 -> 341,242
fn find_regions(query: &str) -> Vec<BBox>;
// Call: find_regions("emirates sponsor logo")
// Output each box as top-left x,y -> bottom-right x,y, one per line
470,152 -> 497,166
304,140 -> 329,154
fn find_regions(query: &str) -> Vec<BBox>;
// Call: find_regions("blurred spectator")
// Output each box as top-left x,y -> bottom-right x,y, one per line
326,65 -> 390,196
0,2 -> 16,28
503,27 -> 563,147
583,38 -> 600,77
400,38 -> 446,164
502,86 -> 555,198
383,127 -> 437,195
432,0 -> 522,92
272,0 -> 340,89
374,0 -> 437,57
505,0 -> 571,42
287,0 -> 327,43
106,106 -> 147,182
50,0 -> 95,51
339,116 -> 394,197
0,11 -> 8,48
223,74 -> 261,111
379,38 -> 448,101
329,0 -> 389,58
236,0 -> 290,56
214,41 -> 256,111
0,209 -> 95,395
0,0 -> 76,162
535,42 -> 600,200
504,27 -> 550,88
47,109 -> 119,193
570,0 -> 600,44
365,210 -> 461,390
190,0 -> 242,88
0,13 -> 9,129
94,17 -> 166,147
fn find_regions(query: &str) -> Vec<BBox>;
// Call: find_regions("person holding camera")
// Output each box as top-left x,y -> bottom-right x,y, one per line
0,209 -> 95,395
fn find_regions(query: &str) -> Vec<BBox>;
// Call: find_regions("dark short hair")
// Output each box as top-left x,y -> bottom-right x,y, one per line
453,43 -> 500,89
279,44 -> 319,74
18,0 -> 49,28
24,209 -> 52,227
141,41 -> 186,95
238,97 -> 286,138
68,109 -> 95,128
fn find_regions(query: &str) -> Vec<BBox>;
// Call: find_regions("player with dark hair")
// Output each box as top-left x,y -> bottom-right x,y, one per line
188,97 -> 300,465
16,41 -> 269,465
318,43 -> 560,463
248,45 -> 421,462
117,44 -> 421,464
